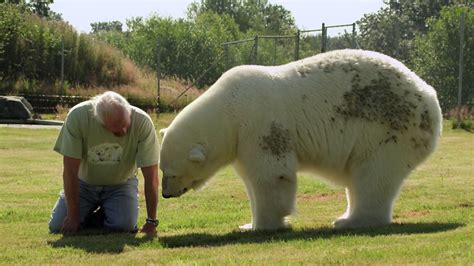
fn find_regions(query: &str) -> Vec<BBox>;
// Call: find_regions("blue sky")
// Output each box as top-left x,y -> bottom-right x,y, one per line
50,0 -> 385,35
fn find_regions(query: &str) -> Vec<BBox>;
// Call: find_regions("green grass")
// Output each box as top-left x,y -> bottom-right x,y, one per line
0,118 -> 472,264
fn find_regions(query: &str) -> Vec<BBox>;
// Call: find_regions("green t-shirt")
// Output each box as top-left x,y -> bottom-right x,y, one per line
54,100 -> 159,185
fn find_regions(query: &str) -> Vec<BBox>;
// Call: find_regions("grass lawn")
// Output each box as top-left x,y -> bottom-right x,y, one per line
0,115 -> 472,264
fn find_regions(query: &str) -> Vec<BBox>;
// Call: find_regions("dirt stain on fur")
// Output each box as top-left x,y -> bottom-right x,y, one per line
419,108 -> 433,133
260,122 -> 291,158
335,71 -> 417,132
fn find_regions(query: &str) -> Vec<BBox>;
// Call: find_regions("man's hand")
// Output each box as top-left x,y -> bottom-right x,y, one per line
61,215 -> 80,234
62,156 -> 81,235
141,165 -> 159,237
140,222 -> 157,237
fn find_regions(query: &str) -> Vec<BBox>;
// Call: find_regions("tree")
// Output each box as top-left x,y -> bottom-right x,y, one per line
121,12 -> 240,87
0,0 -> 57,18
412,5 -> 473,111
187,0 -> 240,18
187,0 -> 296,34
30,0 -> 54,18
91,21 -> 123,33
357,0 -> 458,64
261,4 -> 295,34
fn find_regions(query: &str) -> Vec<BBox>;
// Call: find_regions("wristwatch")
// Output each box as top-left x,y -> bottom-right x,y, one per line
145,218 -> 159,227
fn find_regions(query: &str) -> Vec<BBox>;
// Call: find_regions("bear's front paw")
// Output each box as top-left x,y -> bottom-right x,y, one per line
333,218 -> 355,229
239,219 -> 290,231
239,223 -> 253,230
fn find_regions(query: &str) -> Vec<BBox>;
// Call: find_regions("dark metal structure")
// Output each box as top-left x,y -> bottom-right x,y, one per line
0,96 -> 63,125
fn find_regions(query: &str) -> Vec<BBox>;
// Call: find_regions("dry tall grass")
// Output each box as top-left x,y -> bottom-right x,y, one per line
66,71 -> 203,111
447,105 -> 474,131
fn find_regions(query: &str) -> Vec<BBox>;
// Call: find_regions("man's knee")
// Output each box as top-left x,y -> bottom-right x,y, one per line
105,216 -> 137,232
48,192 -> 66,233
48,219 -> 62,233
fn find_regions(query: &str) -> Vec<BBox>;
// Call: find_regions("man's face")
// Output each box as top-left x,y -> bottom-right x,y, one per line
103,107 -> 131,137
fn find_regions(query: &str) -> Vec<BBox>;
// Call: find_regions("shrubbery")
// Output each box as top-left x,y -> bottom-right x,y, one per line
0,4 -> 139,93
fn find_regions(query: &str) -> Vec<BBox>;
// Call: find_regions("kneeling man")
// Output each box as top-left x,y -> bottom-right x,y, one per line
49,91 -> 159,236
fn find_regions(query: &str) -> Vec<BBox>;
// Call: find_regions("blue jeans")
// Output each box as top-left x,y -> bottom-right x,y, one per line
49,177 -> 139,233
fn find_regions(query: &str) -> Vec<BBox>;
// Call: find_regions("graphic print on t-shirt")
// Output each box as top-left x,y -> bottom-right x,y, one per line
87,143 -> 123,164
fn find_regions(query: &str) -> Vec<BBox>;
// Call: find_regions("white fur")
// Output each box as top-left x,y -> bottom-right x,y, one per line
188,145 -> 206,162
159,49 -> 442,230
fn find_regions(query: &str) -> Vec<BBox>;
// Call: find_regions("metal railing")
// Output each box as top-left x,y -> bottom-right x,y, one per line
164,22 -> 358,109
221,22 -> 357,69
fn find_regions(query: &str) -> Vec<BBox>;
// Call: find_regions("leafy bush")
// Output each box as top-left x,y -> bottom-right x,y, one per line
100,12 -> 242,88
0,4 -> 139,92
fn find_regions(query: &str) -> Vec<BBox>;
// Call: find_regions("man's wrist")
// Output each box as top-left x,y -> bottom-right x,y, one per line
145,218 -> 159,227
66,209 -> 80,219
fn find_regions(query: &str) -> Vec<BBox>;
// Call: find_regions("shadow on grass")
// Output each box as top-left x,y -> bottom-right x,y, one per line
159,222 -> 464,248
47,222 -> 464,252
47,230 -> 156,254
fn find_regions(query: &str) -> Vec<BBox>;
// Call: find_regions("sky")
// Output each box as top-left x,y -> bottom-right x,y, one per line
50,0 -> 385,35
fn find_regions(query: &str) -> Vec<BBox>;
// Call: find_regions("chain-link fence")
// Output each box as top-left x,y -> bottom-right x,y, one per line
165,22 -> 359,109
222,23 -> 357,69
161,17 -> 471,113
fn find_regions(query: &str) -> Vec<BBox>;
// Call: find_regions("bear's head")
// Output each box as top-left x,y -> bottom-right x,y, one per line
159,127 -> 217,198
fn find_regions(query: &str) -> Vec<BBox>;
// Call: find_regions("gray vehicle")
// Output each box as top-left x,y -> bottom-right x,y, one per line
0,96 -> 63,125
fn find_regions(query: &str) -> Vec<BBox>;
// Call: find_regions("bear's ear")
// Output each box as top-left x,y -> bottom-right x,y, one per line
159,128 -> 167,138
188,144 -> 206,163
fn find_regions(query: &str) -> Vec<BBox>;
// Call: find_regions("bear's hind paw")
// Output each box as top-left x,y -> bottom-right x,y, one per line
333,217 -> 390,229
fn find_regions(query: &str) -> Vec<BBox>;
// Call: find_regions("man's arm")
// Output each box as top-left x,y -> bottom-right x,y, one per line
61,156 -> 81,233
140,164 -> 159,236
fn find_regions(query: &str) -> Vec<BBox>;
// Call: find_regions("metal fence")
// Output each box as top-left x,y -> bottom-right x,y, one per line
222,23 -> 357,69
164,22 -> 358,108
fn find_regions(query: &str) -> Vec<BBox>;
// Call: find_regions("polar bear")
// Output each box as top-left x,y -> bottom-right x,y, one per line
88,143 -> 123,164
159,49 -> 442,230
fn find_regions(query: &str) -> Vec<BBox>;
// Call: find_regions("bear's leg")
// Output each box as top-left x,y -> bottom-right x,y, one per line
235,157 -> 297,231
251,173 -> 297,230
334,159 -> 409,229
338,188 -> 352,221
236,172 -> 257,230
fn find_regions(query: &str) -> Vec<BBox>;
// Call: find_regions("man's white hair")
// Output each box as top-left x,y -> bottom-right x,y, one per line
92,91 -> 132,124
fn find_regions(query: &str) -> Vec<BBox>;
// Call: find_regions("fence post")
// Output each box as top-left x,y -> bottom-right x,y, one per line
156,38 -> 161,114
352,23 -> 356,48
456,11 -> 465,126
273,38 -> 277,65
294,30 -> 300,61
253,35 -> 259,64
224,43 -> 229,70
61,37 -> 64,89
321,23 -> 326,53
458,11 -> 465,108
